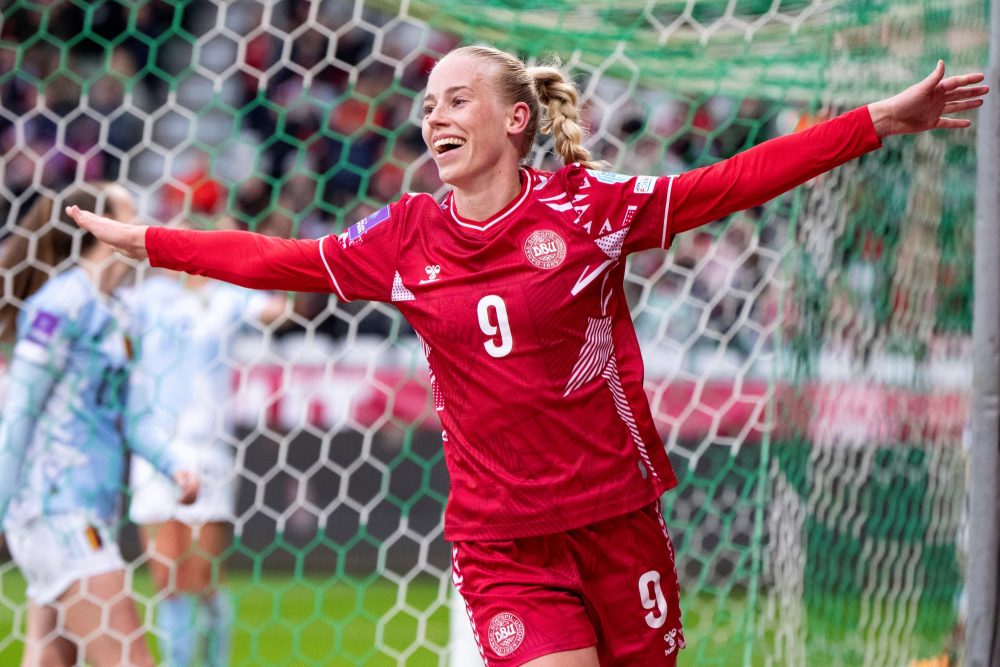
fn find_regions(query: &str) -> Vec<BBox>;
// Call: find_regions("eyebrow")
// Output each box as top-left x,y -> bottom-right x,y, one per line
423,85 -> 473,104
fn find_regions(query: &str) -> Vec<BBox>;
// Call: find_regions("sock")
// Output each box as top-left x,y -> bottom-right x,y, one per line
156,594 -> 198,667
198,589 -> 233,667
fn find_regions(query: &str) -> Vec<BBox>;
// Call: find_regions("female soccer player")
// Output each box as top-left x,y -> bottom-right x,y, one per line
68,49 -> 987,666
0,184 -> 200,667
126,244 -> 286,667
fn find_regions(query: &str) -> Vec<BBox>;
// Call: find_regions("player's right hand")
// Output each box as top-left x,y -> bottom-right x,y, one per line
173,470 -> 201,505
65,205 -> 149,261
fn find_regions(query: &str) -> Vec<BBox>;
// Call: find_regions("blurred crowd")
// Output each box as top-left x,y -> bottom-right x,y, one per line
2,0 -> 792,374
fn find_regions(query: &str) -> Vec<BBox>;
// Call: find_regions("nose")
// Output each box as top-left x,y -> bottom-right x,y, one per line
425,104 -> 448,127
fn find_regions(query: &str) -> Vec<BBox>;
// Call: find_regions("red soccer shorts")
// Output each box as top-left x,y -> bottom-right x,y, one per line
451,501 -> 685,666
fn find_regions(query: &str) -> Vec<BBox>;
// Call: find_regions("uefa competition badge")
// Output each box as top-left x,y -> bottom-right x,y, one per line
523,229 -> 567,269
488,612 -> 525,657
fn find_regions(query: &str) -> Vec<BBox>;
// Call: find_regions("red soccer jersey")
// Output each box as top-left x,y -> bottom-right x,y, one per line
323,165 -> 680,540
147,105 -> 882,541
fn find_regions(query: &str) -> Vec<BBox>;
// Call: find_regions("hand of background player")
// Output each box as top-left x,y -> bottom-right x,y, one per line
867,61 -> 988,138
65,205 -> 149,261
174,470 -> 200,505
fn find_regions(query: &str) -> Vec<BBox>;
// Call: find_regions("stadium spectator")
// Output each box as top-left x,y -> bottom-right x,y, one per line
0,183 -> 199,667
68,48 -> 986,666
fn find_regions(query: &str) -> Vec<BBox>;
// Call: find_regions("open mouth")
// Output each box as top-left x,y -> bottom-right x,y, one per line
433,137 -> 467,155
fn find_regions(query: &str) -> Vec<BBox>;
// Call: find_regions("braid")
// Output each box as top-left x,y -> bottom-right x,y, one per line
529,66 -> 601,169
442,46 -> 604,170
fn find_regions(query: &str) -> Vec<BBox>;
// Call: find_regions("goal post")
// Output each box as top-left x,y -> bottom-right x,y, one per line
0,1 -> 989,666
968,0 -> 1000,663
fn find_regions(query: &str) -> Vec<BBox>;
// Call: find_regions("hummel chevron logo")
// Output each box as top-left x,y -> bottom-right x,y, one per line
419,264 -> 441,284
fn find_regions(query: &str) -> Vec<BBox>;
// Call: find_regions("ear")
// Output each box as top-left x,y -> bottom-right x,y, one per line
507,101 -> 531,135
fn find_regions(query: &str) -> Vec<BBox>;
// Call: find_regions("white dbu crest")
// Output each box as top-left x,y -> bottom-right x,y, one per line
420,264 -> 441,284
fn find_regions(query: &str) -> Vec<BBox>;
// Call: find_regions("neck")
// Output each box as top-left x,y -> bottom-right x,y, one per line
451,168 -> 523,222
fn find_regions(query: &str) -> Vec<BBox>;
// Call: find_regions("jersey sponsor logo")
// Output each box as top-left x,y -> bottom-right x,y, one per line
634,175 -> 655,194
487,612 -> 525,657
26,310 -> 60,346
523,229 -> 567,270
346,205 -> 391,244
419,264 -> 441,284
585,169 -> 632,184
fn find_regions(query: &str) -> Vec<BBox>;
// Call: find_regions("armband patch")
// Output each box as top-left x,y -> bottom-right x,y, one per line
586,170 -> 632,184
634,175 -> 655,194
26,310 -> 60,347
346,205 -> 391,245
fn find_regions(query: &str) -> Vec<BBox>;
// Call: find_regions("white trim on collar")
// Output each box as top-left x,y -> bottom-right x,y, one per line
448,168 -> 532,232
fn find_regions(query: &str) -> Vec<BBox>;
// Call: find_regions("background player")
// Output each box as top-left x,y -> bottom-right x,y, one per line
68,49 -> 986,666
125,217 -> 287,667
0,183 -> 199,667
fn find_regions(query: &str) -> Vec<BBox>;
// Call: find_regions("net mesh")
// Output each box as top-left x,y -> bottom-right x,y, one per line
0,1 -> 985,665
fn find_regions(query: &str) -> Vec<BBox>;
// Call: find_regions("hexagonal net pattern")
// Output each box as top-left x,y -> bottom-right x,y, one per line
0,1 -> 984,665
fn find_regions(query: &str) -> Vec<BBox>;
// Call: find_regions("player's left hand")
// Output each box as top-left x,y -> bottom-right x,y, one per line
174,470 -> 200,505
867,61 -> 988,138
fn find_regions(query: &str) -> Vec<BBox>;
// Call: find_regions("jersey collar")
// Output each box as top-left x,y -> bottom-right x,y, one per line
446,168 -> 532,232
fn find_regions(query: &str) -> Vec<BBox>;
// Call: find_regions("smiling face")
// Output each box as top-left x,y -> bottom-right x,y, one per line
421,53 -> 525,191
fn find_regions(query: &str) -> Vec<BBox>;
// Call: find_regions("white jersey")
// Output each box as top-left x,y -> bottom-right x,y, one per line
125,275 -> 271,524
125,274 -> 270,450
0,268 -> 179,526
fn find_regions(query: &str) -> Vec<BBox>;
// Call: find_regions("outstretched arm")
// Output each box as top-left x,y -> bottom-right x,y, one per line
66,207 -> 335,293
667,62 -> 987,235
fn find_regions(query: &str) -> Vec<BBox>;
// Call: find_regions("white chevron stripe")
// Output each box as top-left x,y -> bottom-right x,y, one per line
603,356 -> 662,486
564,318 -> 663,486
565,317 -> 613,396
571,259 -> 616,296
415,333 -> 443,411
452,544 -> 491,666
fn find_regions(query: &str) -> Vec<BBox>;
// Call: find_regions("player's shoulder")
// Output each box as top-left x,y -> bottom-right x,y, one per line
16,268 -> 99,353
131,273 -> 183,302
27,268 -> 93,319
549,162 -> 657,196
334,192 -> 440,250
204,280 -> 262,315
119,273 -> 183,322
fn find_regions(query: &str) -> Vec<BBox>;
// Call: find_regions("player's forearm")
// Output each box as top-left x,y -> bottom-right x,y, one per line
123,396 -> 183,481
668,106 -> 882,235
146,227 -> 334,293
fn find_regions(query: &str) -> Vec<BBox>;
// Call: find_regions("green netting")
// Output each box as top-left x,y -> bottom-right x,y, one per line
0,1 -> 986,666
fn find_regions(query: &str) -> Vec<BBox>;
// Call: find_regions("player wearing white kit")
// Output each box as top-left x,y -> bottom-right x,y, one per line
0,184 -> 199,667
126,266 -> 285,667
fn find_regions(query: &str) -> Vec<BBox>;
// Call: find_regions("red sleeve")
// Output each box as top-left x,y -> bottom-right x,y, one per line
146,227 -> 335,293
667,105 -> 883,236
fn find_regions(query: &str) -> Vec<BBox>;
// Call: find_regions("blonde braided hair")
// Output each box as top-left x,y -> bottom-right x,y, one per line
446,46 -> 602,170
